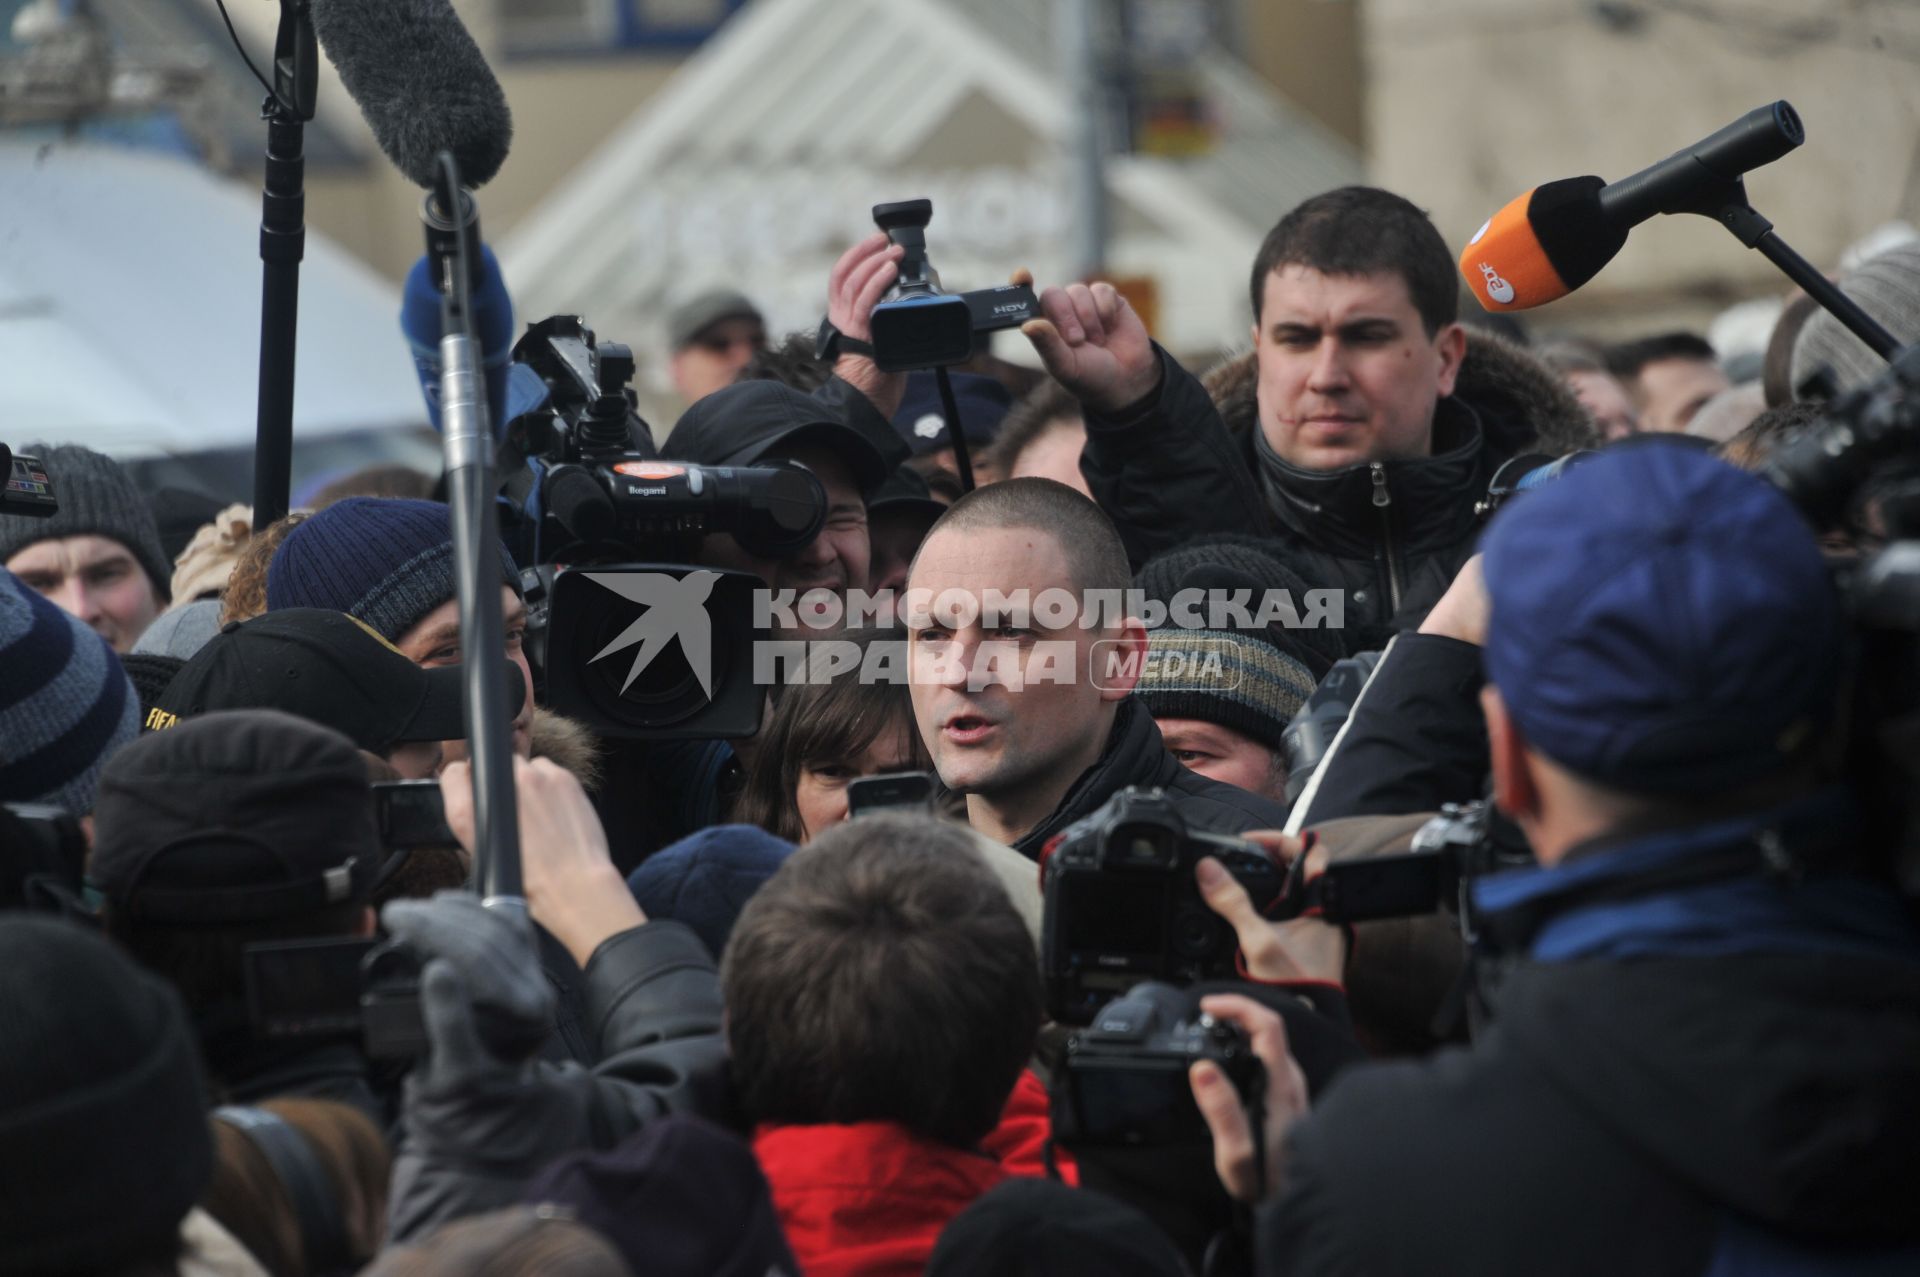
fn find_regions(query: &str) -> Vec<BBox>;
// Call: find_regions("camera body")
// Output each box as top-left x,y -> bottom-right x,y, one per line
1052,981 -> 1264,1147
1041,786 -> 1286,1025
1,443 -> 57,519
867,199 -> 1038,371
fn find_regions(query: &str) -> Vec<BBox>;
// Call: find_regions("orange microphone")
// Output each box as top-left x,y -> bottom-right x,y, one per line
1461,102 -> 1804,312
1458,176 -> 1625,312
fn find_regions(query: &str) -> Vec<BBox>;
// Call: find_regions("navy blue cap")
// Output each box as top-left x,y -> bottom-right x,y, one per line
891,371 -> 1012,454
1481,439 -> 1843,793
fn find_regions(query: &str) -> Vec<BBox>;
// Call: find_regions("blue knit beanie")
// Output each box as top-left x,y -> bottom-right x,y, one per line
264,497 -> 520,642
0,569 -> 140,814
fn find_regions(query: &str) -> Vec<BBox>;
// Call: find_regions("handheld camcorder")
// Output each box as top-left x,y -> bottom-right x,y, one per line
1041,787 -> 1287,1025
1,443 -> 57,519
499,316 -> 822,740
867,199 -> 1038,372
1052,981 -> 1264,1148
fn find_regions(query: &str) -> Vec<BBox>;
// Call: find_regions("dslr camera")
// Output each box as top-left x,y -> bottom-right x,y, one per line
863,199 -> 1038,371
1052,981 -> 1264,1148
1041,786 -> 1286,1025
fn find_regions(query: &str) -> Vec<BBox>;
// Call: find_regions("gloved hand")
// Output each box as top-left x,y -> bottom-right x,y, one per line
382,890 -> 553,1071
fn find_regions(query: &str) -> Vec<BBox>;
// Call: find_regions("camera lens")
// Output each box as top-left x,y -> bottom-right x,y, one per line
1170,906 -> 1223,962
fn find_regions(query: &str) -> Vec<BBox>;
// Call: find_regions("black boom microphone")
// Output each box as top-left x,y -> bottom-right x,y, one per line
1459,101 -> 1900,366
308,0 -> 513,190
306,0 -> 524,908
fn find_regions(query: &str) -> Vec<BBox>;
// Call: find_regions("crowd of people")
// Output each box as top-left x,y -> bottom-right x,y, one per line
3,181 -> 1919,1277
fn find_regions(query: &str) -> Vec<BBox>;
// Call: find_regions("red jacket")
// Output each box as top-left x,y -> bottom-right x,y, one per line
753,1071 -> 1072,1277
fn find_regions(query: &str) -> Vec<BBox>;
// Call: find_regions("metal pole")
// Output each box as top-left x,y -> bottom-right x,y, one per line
1057,0 -> 1109,279
252,0 -> 316,528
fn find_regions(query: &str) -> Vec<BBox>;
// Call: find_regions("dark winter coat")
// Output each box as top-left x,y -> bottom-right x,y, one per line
1258,790 -> 1920,1276
1082,335 -> 1596,651
1011,697 -> 1291,860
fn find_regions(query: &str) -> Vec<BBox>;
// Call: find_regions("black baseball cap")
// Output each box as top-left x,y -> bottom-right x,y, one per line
90,709 -> 379,923
150,608 -> 525,753
662,380 -> 890,496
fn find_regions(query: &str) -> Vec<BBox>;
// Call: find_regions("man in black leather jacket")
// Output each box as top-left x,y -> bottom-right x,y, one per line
1022,186 -> 1594,651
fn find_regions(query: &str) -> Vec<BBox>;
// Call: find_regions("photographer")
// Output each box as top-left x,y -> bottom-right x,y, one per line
1193,441 -> 1920,1274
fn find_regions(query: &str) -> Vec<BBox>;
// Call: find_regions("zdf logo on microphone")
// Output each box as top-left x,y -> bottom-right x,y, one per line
1477,261 -> 1517,305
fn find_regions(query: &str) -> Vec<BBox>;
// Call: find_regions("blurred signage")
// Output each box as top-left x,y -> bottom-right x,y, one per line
1124,0 -> 1220,158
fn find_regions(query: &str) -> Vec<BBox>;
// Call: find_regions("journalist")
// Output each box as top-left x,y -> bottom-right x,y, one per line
1194,440 -> 1920,1275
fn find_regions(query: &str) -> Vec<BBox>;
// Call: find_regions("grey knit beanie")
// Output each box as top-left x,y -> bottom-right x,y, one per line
0,568 -> 141,813
1791,242 -> 1920,399
0,445 -> 172,601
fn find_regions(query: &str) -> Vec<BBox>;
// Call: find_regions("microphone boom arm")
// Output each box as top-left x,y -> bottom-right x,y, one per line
434,151 -> 526,916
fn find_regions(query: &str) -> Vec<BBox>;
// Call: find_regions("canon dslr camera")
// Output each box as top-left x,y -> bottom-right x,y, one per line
1052,981 -> 1264,1148
1041,787 -> 1286,1025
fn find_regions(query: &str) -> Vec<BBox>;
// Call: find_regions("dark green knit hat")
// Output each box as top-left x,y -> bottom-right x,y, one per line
1134,626 -> 1316,752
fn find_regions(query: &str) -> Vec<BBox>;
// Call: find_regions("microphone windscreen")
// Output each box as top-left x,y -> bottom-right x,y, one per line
310,0 -> 513,188
1458,176 -> 1624,311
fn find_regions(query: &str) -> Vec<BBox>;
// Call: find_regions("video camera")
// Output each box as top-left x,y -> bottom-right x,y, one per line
497,316 -> 822,740
1041,787 -> 1287,1025
867,199 -> 1038,372
1,443 -> 57,519
1765,343 -> 1920,887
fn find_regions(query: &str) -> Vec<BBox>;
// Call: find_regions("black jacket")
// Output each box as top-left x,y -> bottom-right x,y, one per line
387,919 -> 729,1242
1290,632 -> 1490,829
1082,336 -> 1594,651
1011,698 -> 1290,860
1258,793 -> 1920,1276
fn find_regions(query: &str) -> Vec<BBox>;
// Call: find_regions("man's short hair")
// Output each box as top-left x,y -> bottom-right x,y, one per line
1604,331 -> 1719,380
915,477 -> 1130,599
721,813 -> 1042,1147
984,379 -> 1082,478
1249,186 -> 1458,335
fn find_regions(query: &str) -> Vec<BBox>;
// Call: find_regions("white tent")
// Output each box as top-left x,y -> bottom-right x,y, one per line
499,0 -> 1362,379
0,141 -> 426,459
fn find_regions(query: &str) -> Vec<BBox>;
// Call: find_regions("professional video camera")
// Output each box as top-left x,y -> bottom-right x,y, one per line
1052,981 -> 1264,1148
1041,787 -> 1287,1025
1766,344 -> 1920,888
497,316 -> 827,740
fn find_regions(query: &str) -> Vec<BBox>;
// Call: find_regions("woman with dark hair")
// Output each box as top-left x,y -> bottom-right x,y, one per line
733,632 -> 931,843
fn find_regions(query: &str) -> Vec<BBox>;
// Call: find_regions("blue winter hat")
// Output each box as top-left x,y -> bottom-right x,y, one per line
0,569 -> 140,813
627,824 -> 794,959
1481,439 -> 1843,794
265,497 -> 519,643
892,371 -> 1013,454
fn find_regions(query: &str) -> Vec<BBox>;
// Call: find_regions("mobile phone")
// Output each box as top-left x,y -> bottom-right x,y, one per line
846,770 -> 936,818
371,780 -> 457,849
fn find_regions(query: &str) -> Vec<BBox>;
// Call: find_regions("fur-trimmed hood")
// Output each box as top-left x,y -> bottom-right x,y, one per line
1198,329 -> 1598,461
529,706 -> 603,792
